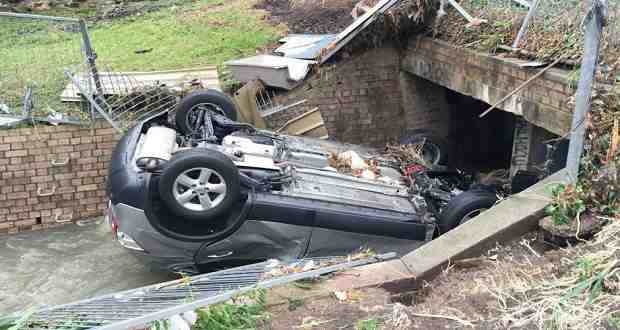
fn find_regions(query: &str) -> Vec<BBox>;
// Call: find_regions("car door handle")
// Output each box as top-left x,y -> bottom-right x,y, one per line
207,251 -> 234,258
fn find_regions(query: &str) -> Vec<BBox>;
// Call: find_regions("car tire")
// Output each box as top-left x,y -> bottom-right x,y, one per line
399,129 -> 448,165
158,150 -> 240,221
438,190 -> 498,234
175,90 -> 238,135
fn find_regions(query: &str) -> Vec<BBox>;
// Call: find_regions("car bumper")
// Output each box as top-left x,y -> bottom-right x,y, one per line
107,201 -> 203,274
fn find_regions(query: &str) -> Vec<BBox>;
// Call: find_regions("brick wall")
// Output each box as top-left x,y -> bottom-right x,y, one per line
399,71 -> 451,139
267,45 -> 404,147
510,117 -> 533,176
401,37 -> 574,136
0,122 -> 119,234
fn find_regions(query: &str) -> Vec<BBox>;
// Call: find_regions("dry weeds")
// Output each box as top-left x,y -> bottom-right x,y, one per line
408,220 -> 620,329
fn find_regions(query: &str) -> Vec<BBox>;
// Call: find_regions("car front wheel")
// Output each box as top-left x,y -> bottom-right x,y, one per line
158,150 -> 240,221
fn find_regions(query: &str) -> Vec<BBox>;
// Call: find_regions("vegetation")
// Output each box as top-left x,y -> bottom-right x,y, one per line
193,289 -> 269,330
356,318 -> 379,330
546,184 -> 587,225
0,0 -> 283,114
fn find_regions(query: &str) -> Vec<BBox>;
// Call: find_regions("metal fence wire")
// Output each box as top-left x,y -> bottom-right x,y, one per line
6,253 -> 396,330
64,62 -> 180,131
0,13 -> 88,122
0,12 -> 180,131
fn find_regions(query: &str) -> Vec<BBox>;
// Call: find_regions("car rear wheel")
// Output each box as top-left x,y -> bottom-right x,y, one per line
438,190 -> 498,234
175,90 -> 238,135
399,129 -> 448,166
159,150 -> 240,221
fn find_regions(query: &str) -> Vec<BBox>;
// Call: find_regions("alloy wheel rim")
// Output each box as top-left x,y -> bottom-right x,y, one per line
459,208 -> 487,225
172,167 -> 227,212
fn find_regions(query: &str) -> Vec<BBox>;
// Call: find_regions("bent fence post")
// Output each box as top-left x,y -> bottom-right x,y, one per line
566,0 -> 608,182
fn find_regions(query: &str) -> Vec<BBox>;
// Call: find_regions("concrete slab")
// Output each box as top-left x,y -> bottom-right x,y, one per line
0,221 -> 172,314
324,259 -> 416,292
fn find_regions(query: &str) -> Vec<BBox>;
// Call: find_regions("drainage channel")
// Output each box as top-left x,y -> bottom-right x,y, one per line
6,253 -> 396,330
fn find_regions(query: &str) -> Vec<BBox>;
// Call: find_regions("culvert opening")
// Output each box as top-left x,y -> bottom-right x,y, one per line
399,72 -> 569,194
445,90 -> 516,173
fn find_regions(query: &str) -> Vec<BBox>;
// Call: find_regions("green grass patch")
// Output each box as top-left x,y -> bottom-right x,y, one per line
193,289 -> 269,330
356,318 -> 379,330
0,0 -> 283,114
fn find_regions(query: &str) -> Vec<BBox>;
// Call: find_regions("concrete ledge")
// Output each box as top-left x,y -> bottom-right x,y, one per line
324,259 -> 416,292
400,169 -> 569,280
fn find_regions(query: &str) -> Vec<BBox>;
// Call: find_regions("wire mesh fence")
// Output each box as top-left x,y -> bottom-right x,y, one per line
0,13 -> 89,122
5,253 -> 396,330
64,62 -> 180,131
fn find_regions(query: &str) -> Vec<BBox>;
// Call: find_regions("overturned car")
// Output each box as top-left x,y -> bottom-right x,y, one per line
107,90 -> 500,273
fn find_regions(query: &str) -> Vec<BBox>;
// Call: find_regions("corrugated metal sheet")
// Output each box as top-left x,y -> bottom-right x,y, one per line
275,34 -> 337,60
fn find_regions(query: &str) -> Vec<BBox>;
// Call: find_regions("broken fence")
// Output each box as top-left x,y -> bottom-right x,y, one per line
6,252 -> 396,330
0,12 -> 97,127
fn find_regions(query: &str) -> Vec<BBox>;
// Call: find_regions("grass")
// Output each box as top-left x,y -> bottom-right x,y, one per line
356,318 -> 379,330
193,289 -> 269,330
0,0 -> 283,114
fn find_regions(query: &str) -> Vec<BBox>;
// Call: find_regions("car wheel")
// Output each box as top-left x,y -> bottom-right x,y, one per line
159,150 -> 240,221
438,190 -> 498,234
399,129 -> 448,165
175,90 -> 238,135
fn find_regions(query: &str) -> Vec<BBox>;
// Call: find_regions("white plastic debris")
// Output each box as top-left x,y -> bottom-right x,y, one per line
301,260 -> 316,272
168,314 -> 191,330
360,169 -> 377,180
333,291 -> 348,301
338,150 -> 368,170
181,311 -> 198,325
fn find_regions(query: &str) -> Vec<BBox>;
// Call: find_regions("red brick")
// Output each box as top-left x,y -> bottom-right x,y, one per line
15,219 -> 36,229
95,128 -> 116,136
77,184 -> 98,192
77,157 -> 97,165
3,136 -> 27,143
31,176 -> 53,183
54,173 -> 75,180
54,132 -> 73,139
0,222 -> 13,230
55,146 -> 74,153
7,192 -> 29,200
5,150 -> 27,157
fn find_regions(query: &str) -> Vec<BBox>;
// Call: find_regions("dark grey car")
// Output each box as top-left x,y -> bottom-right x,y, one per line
107,90 -> 498,274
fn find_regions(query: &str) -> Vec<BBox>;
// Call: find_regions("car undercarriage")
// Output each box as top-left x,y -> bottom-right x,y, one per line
108,90 -> 502,273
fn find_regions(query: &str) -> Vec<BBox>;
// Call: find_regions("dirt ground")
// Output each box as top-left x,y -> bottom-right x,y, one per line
254,0 -> 357,34
259,225 -> 620,329
258,234 -> 549,330
263,287 -> 393,329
